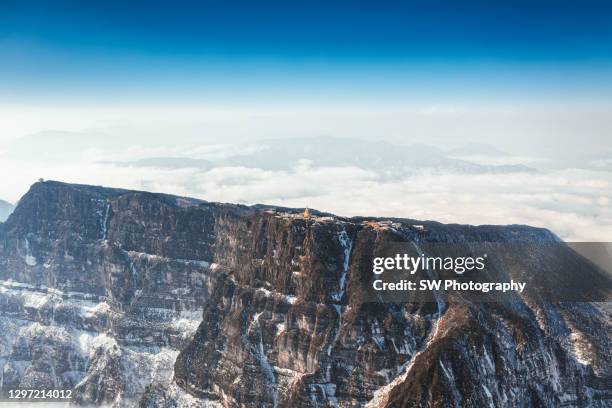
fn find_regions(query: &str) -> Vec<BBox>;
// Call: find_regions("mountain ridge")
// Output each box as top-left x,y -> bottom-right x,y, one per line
6,180 -> 551,234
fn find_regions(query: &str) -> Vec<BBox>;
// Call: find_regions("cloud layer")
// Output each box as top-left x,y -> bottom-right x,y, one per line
1,156 -> 609,242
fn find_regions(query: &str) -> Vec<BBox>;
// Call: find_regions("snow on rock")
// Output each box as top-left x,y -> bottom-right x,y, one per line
331,228 -> 353,302
0,274 -> 205,406
23,237 -> 37,266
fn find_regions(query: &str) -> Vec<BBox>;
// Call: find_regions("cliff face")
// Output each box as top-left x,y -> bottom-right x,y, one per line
0,182 -> 219,406
0,181 -> 610,407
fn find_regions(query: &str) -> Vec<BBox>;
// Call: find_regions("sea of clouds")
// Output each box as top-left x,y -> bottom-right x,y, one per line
1,149 -> 610,242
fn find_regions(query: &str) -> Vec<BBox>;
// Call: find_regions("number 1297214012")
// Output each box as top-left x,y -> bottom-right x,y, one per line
7,389 -> 73,400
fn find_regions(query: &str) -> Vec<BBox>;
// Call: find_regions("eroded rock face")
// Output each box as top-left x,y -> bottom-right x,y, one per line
0,181 -> 610,407
0,182 -> 217,406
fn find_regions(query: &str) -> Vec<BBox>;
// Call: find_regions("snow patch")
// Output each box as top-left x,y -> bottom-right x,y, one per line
331,229 -> 352,302
101,201 -> 111,241
24,237 -> 37,266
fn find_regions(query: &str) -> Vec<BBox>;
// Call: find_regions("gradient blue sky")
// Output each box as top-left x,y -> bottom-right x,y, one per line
1,0 -> 612,104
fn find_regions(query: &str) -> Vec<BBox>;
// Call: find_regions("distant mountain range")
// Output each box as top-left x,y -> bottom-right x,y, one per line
0,199 -> 14,222
106,157 -> 213,170
447,142 -> 510,158
108,136 -> 534,174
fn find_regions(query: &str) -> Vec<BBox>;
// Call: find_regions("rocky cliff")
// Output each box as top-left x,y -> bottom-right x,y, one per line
0,181 -> 610,407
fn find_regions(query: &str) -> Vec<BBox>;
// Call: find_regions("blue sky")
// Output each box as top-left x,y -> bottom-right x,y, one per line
1,0 -> 612,103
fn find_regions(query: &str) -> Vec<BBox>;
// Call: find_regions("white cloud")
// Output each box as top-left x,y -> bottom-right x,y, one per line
1,157 -> 609,242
